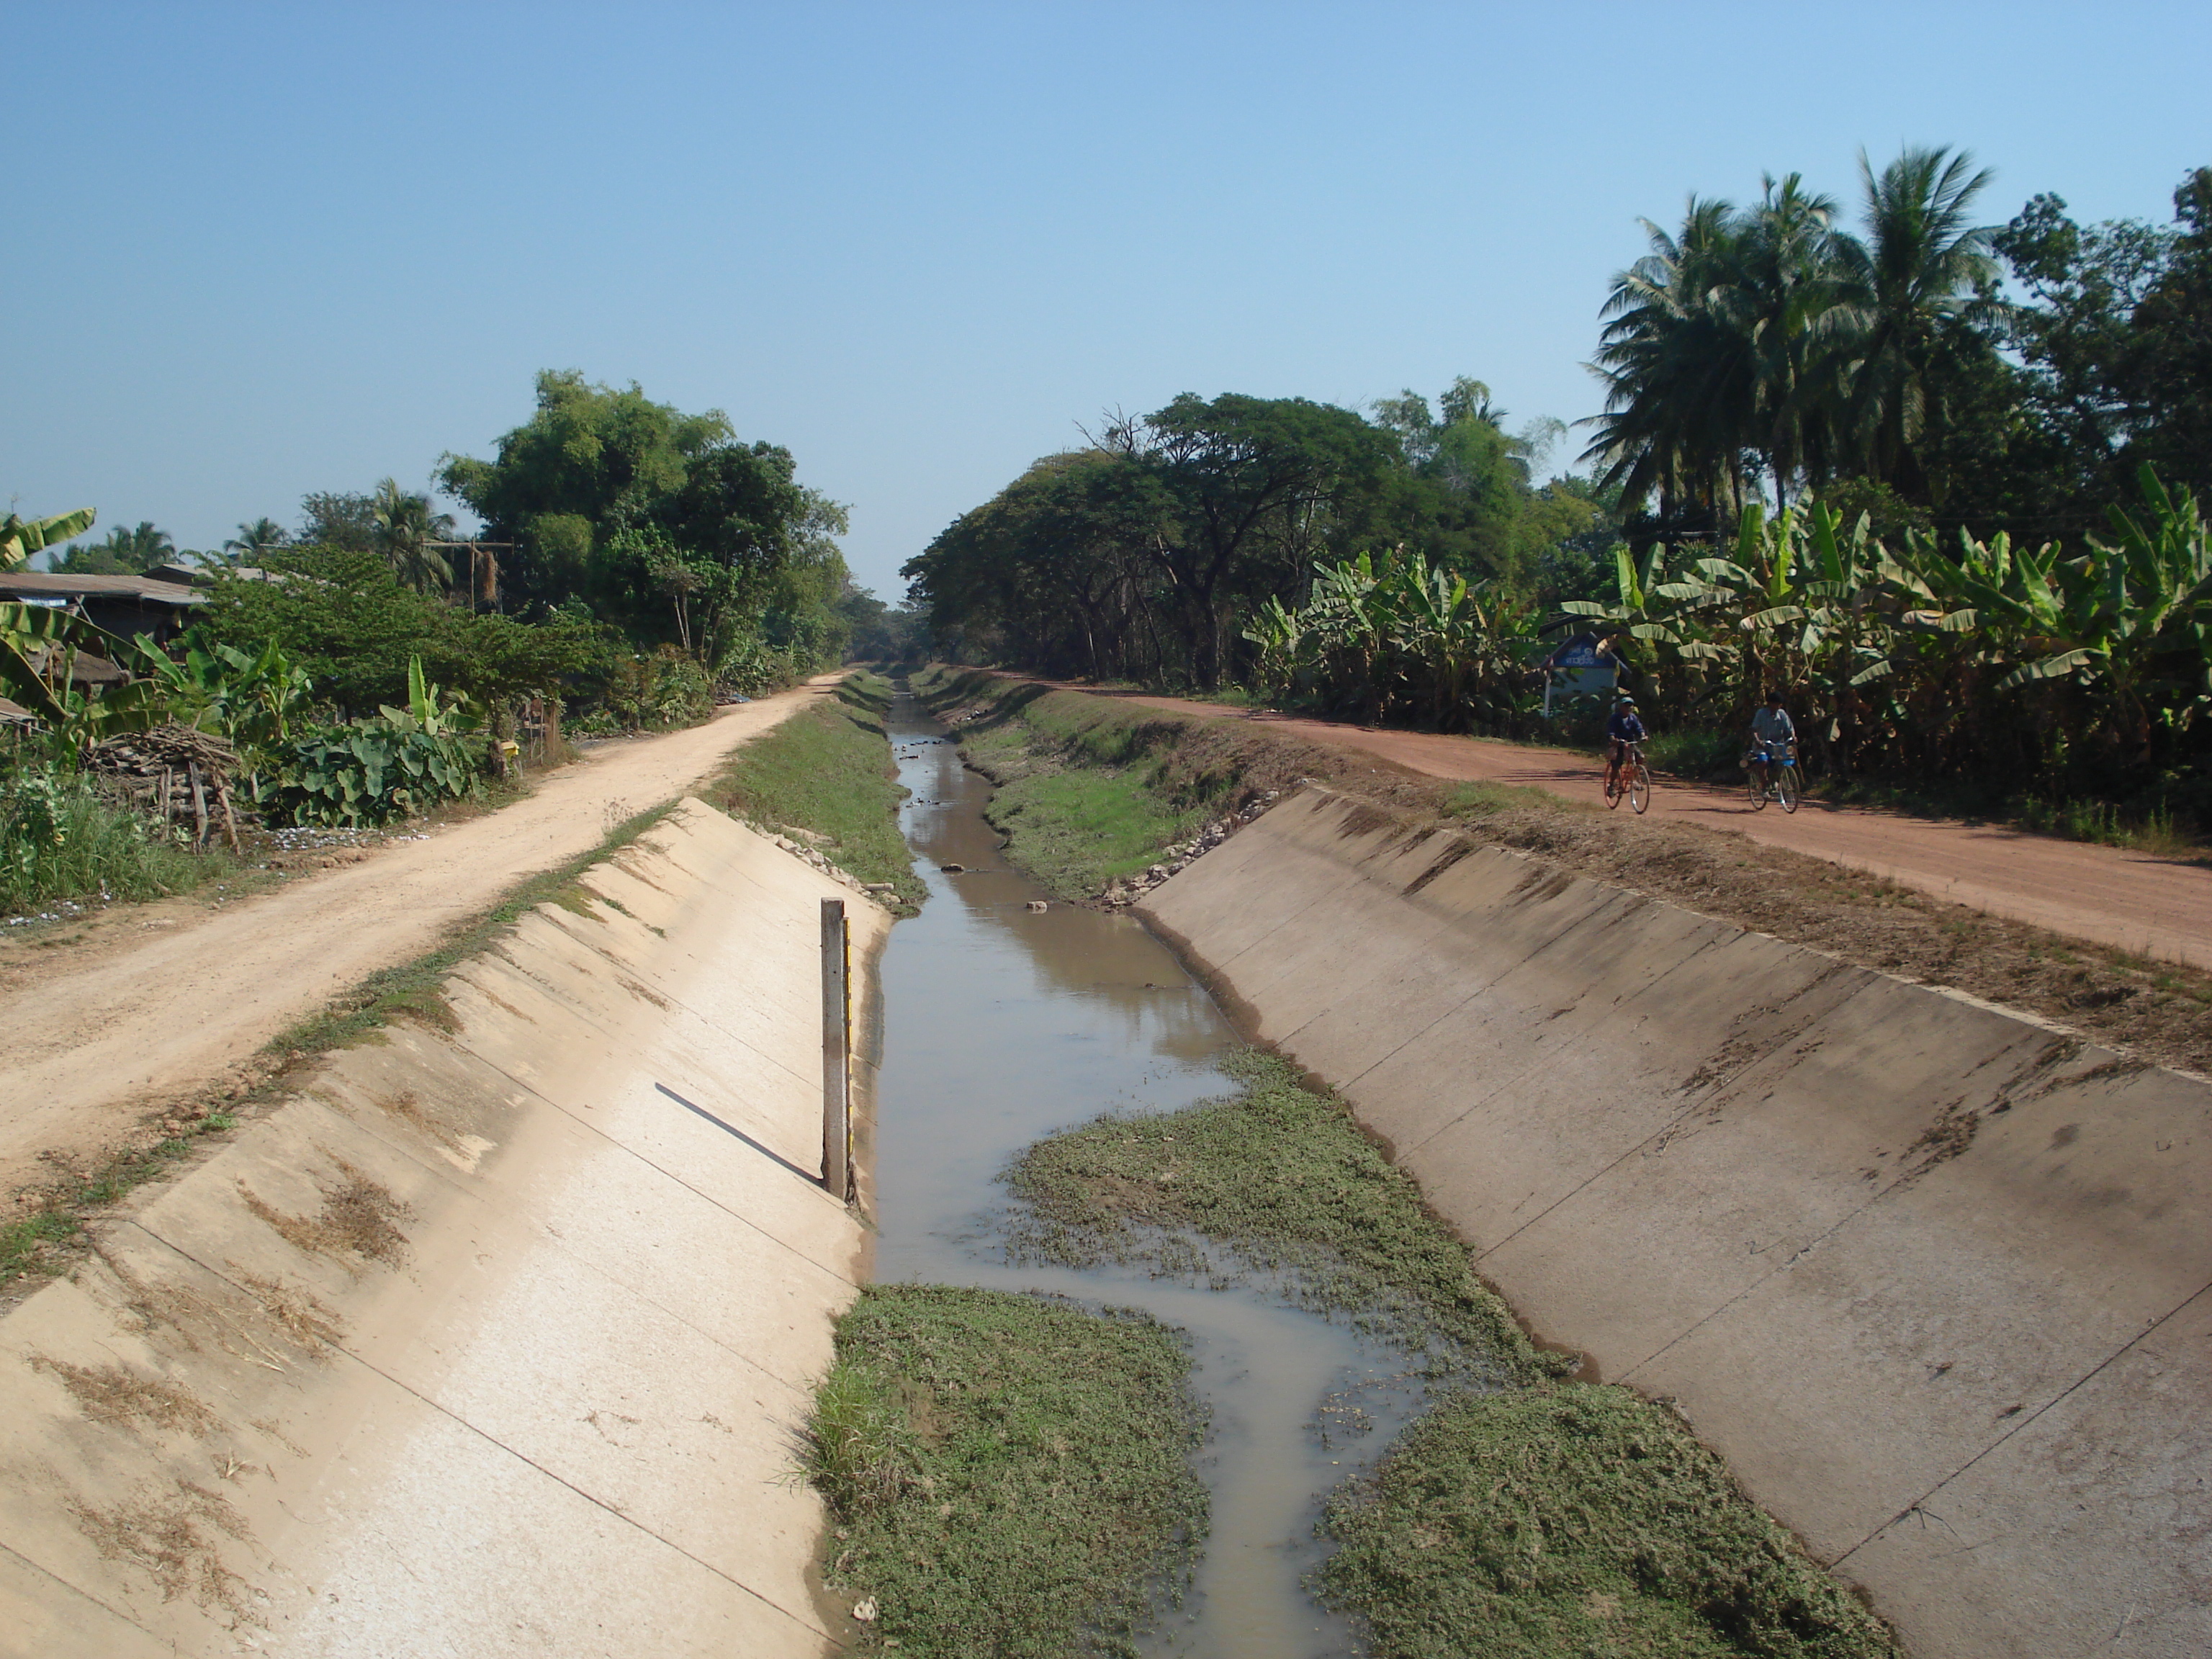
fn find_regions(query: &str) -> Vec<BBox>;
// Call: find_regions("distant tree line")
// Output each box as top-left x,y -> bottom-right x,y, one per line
37,371 -> 881,715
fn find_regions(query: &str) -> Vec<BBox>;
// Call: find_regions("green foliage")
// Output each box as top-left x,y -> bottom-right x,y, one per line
0,601 -> 172,754
1542,467 -> 2212,811
256,660 -> 482,827
1586,150 -> 1998,526
705,672 -> 918,904
584,645 -> 714,733
369,477 -> 457,594
122,630 -> 314,766
1320,1386 -> 1899,1659
45,519 -> 176,575
1245,549 -> 1541,731
0,763 -> 217,912
1643,728 -> 1745,780
839,584 -> 928,662
439,372 -> 821,615
199,544 -> 618,716
807,1284 -> 1208,1658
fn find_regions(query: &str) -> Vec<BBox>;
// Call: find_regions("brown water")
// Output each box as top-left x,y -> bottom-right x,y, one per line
871,688 -> 1430,1658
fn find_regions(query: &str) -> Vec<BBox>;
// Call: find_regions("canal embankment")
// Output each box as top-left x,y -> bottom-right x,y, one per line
1139,783 -> 2212,1659
917,667 -> 2212,1079
0,796 -> 891,1657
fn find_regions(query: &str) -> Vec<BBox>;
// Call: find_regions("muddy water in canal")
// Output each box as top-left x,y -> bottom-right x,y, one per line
871,689 -> 1427,1658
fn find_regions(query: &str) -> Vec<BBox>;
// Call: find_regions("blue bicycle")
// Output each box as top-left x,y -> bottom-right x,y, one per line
1746,745 -> 1801,813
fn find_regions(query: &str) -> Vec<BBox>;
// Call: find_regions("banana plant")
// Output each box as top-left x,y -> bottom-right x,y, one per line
118,629 -> 315,763
1994,466 -> 2212,755
0,601 -> 174,755
0,506 -> 96,572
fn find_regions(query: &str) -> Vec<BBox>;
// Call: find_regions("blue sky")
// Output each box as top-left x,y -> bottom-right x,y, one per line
6,1 -> 2207,596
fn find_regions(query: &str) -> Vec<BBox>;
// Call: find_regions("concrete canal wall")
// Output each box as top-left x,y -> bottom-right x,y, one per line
1142,786 -> 2212,1659
0,799 -> 886,1658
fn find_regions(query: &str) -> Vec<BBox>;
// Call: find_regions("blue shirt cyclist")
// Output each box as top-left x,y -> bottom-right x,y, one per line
1750,691 -> 1795,761
1605,696 -> 1645,791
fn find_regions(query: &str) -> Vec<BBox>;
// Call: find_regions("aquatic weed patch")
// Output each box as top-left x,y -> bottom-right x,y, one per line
1320,1387 -> 1899,1659
1002,1052 -> 1560,1384
804,1284 -> 1207,1658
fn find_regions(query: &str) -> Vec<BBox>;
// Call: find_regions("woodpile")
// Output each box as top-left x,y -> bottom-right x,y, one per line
85,724 -> 245,852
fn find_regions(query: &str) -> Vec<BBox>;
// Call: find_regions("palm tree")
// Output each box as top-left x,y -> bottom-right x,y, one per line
222,517 -> 291,562
370,480 -> 457,595
50,521 -> 175,575
1833,146 -> 2001,498
1730,173 -> 1856,510
1584,196 -> 1758,526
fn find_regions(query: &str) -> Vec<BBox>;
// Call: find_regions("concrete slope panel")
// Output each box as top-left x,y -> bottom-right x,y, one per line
0,799 -> 883,1656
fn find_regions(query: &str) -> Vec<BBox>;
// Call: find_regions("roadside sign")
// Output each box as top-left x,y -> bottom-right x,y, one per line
1541,634 -> 1617,716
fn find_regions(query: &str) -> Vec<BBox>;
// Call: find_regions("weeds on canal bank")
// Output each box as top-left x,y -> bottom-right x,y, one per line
1002,1055 -> 1899,1659
1321,1387 -> 1899,1659
801,1283 -> 1207,1658
706,671 -> 921,909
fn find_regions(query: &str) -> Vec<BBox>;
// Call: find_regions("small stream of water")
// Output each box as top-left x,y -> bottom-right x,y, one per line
871,688 -> 1426,1658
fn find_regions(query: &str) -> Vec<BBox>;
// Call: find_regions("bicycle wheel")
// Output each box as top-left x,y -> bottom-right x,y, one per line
1777,765 -> 1800,813
1628,763 -> 1651,814
1746,765 -> 1768,811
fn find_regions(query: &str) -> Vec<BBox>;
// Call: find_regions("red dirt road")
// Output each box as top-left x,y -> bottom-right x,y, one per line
1030,680 -> 2212,972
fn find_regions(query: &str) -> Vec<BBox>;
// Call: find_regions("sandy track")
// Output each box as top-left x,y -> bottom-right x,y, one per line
1020,679 -> 2212,971
0,680 -> 833,1202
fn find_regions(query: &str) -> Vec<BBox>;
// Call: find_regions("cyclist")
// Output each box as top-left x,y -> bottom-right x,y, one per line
1748,691 -> 1796,794
1605,693 -> 1646,796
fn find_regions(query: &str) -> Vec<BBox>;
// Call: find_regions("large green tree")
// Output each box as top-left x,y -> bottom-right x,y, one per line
437,371 -> 825,665
1107,392 -> 1397,685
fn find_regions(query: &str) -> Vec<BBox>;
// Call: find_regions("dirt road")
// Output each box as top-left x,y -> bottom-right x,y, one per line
1038,682 -> 2212,973
0,681 -> 832,1204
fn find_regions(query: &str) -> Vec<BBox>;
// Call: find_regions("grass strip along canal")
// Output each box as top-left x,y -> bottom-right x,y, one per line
788,673 -> 1898,1658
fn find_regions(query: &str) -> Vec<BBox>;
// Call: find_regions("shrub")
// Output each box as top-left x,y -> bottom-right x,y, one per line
253,660 -> 483,827
600,646 -> 714,730
1645,727 -> 1745,780
0,764 -> 212,913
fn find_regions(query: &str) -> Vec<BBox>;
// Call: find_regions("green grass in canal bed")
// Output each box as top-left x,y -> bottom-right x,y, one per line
1002,1051 -> 1563,1385
704,670 -> 921,909
912,667 -> 1262,899
1001,1054 -> 1899,1659
801,1284 -> 1207,1658
1321,1387 -> 1899,1659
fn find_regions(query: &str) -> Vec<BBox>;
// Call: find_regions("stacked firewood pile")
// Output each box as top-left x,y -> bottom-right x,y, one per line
85,724 -> 246,852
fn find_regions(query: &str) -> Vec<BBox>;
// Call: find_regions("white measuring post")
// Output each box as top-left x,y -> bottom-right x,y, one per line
821,898 -> 851,1200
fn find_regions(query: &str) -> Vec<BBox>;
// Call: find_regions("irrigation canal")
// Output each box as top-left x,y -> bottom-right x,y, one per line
872,688 -> 1437,1657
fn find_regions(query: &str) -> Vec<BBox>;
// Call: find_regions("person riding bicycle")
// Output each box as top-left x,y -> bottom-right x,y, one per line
1748,691 -> 1795,788
1605,694 -> 1646,793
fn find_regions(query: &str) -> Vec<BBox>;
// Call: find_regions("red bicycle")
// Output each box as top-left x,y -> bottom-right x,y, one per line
1604,740 -> 1652,814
